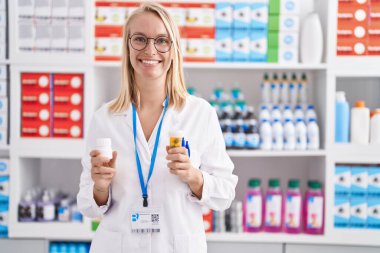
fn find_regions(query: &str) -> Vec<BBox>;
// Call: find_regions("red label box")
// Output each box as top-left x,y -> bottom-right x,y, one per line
21,73 -> 52,138
52,74 -> 84,138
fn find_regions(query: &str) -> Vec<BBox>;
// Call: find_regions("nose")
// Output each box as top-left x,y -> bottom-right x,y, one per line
144,38 -> 156,55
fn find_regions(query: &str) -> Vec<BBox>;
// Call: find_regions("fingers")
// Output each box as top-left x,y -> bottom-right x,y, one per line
90,149 -> 101,157
109,151 -> 118,168
92,166 -> 116,175
91,155 -> 111,167
166,152 -> 189,162
167,147 -> 187,155
167,161 -> 191,170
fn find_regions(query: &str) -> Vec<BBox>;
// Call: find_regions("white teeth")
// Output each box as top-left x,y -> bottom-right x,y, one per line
142,60 -> 159,64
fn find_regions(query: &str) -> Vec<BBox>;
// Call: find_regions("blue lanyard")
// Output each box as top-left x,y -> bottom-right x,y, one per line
132,98 -> 168,207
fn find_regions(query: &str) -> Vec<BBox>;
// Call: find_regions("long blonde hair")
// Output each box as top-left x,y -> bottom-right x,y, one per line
109,2 -> 187,113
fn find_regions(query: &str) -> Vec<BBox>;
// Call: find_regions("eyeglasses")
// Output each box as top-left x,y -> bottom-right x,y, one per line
129,34 -> 173,53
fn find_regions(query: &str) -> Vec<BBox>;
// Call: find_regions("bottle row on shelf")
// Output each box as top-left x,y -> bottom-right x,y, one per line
335,92 -> 380,145
203,178 -> 325,235
49,241 -> 90,253
18,188 -> 82,223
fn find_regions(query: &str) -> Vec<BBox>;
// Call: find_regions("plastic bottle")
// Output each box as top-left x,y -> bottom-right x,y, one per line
264,179 -> 283,232
280,73 -> 289,104
271,105 -> 282,123
271,73 -> 280,104
95,138 -> 112,160
305,104 -> 317,123
289,73 -> 298,106
284,179 -> 302,234
261,73 -> 271,103
298,73 -> 308,103
234,125 -> 246,149
307,118 -> 320,150
335,91 -> 350,143
272,119 -> 284,150
244,178 -> 263,232
283,105 -> 294,123
294,105 -> 305,123
259,105 -> 271,122
370,109 -> 380,144
58,197 -> 72,222
18,190 -> 36,222
223,119 -> 234,149
350,100 -> 370,144
304,180 -> 324,234
245,119 -> 260,149
71,203 -> 83,223
36,190 -> 56,222
295,119 -> 307,150
260,119 -> 272,150
284,119 -> 296,150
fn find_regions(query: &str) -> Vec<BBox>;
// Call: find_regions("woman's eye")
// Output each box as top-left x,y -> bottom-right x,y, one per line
157,37 -> 169,45
134,36 -> 147,43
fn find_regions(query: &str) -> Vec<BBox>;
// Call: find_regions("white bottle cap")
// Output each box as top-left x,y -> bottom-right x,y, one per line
39,93 -> 49,105
38,76 -> 49,88
96,138 -> 112,147
169,130 -> 183,138
336,91 -> 346,102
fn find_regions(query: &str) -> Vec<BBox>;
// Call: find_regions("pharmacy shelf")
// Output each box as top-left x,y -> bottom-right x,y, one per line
227,150 -> 326,158
9,222 -> 93,241
330,144 -> 380,164
329,58 -> 380,78
11,139 -> 85,159
94,61 -> 328,70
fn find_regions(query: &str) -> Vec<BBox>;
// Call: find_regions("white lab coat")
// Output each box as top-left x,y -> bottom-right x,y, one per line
77,95 -> 238,253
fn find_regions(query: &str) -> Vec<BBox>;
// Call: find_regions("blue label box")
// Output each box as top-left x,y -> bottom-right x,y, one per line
250,1 -> 268,30
351,167 -> 368,196
279,32 -> 298,48
335,166 -> 351,196
250,30 -> 267,62
233,29 -> 250,62
0,176 -> 9,202
367,198 -> 380,229
334,197 -> 350,228
279,15 -> 299,32
0,202 -> 8,238
350,198 -> 367,228
216,3 -> 233,29
368,167 -> 380,197
280,0 -> 300,15
233,3 -> 251,30
216,29 -> 233,62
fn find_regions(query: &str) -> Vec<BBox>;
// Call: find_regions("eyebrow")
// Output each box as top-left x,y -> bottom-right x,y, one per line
131,32 -> 169,37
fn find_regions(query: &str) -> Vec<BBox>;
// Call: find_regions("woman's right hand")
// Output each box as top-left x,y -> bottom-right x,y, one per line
90,150 -> 117,193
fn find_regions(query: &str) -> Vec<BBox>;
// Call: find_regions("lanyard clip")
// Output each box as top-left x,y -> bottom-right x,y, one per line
143,195 -> 148,207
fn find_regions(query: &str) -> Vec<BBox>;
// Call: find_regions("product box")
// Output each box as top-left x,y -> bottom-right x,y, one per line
368,167 -> 380,197
51,19 -> 68,52
0,202 -> 8,238
202,206 -> 213,233
350,198 -> 367,228
250,30 -> 267,62
280,0 -> 300,15
269,0 -> 280,15
184,38 -> 215,62
337,39 -> 367,56
186,3 -> 215,28
334,197 -> 350,228
94,26 -> 123,61
0,80 -> 6,96
251,1 -> 269,30
367,34 -> 380,55
0,175 -> 9,202
68,0 -> 85,19
165,4 -> 187,28
95,3 -> 128,26
35,22 -> 51,52
338,2 -> 369,31
233,3 -> 251,30
367,198 -> 380,229
0,65 -> 7,80
278,47 -> 298,64
0,113 -> 7,129
351,167 -> 368,196
215,2 -> 233,29
269,31 -> 298,49
0,159 -> 9,176
18,21 -> 34,52
335,166 -> 351,196
0,97 -> 7,113
269,15 -> 299,32
53,73 -> 83,138
216,29 -> 233,62
0,128 -> 6,146
337,25 -> 367,41
267,47 -> 278,62
68,20 -> 85,52
51,0 -> 69,18
233,29 -> 250,62
35,0 -> 51,18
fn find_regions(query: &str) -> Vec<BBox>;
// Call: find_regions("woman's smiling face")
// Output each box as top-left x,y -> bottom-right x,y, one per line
128,12 -> 172,81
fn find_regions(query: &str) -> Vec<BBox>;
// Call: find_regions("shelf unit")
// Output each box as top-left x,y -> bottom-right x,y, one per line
2,0 -> 380,250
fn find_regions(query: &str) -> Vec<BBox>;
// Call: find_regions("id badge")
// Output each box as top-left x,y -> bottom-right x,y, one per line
130,207 -> 161,233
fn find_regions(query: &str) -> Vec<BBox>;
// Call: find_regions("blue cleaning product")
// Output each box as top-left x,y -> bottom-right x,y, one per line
335,91 -> 350,143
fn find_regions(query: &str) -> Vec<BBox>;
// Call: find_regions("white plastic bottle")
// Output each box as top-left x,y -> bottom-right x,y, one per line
294,105 -> 305,123
272,119 -> 284,150
289,73 -> 298,106
259,105 -> 271,122
284,119 -> 296,150
283,105 -> 294,123
96,138 -> 113,159
271,73 -> 280,104
261,73 -> 271,103
350,101 -> 370,144
305,104 -> 317,123
295,119 -> 307,150
307,118 -> 320,150
370,109 -> 380,144
260,119 -> 272,150
298,73 -> 308,104
280,73 -> 289,104
271,105 -> 282,123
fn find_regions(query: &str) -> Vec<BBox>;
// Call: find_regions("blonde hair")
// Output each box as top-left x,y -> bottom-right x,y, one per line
109,2 -> 187,113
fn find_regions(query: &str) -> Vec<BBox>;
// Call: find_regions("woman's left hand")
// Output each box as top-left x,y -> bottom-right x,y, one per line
166,146 -> 204,199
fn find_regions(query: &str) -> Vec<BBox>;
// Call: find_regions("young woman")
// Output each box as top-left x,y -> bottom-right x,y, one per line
77,3 -> 238,253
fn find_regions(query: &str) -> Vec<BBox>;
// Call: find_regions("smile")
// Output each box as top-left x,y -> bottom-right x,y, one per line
140,59 -> 161,65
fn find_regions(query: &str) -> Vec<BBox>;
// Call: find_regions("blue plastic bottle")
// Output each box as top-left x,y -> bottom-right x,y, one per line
335,91 -> 350,143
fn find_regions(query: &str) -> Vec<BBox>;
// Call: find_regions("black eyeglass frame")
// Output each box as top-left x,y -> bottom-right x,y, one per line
128,34 -> 173,53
